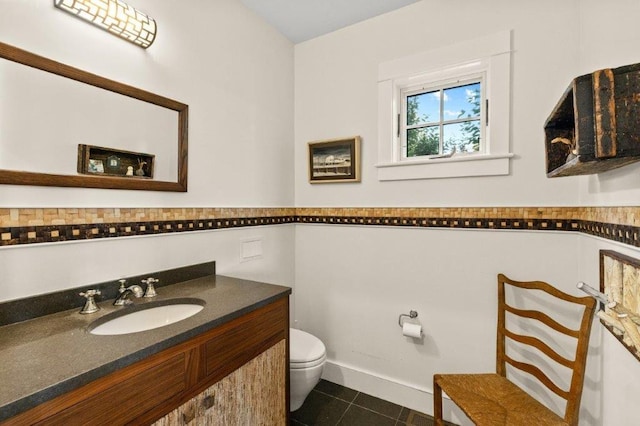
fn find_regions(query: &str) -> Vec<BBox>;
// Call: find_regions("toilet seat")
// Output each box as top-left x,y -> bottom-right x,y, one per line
291,353 -> 326,369
290,328 -> 326,369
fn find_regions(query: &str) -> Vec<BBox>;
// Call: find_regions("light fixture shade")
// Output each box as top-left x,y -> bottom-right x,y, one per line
54,0 -> 157,48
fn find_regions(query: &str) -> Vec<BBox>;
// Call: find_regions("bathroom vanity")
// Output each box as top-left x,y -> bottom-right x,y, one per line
0,265 -> 291,425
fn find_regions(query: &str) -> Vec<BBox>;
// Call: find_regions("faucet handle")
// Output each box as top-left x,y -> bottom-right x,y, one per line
143,277 -> 158,298
117,279 -> 127,293
79,289 -> 101,314
80,289 -> 101,298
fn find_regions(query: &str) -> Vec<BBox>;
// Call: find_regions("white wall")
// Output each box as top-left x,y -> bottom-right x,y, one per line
577,0 -> 640,207
577,237 -> 640,425
0,0 -> 294,207
294,0 -> 639,424
0,1 -> 295,298
0,225 -> 295,302
295,226 -> 596,424
294,0 -> 581,207
575,0 -> 640,423
3,0 -> 640,423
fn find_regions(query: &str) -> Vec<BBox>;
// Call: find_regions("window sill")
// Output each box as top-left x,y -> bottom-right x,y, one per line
375,153 -> 513,181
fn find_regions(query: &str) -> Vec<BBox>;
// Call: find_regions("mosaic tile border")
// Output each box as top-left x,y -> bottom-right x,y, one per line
0,207 -> 638,248
0,208 -> 296,228
296,215 -> 581,231
0,215 -> 296,246
294,207 -> 640,226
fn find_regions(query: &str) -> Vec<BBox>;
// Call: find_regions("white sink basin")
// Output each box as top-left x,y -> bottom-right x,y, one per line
89,298 -> 205,335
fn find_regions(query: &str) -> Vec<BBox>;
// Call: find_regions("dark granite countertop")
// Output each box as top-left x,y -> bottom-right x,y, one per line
0,274 -> 291,421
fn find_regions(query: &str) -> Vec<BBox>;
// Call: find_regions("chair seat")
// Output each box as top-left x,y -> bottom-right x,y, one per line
434,373 -> 568,426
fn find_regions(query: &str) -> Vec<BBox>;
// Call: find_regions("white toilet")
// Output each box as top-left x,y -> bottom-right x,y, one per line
289,328 -> 326,411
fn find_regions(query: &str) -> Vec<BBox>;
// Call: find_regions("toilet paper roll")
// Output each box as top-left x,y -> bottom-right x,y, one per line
402,322 -> 422,338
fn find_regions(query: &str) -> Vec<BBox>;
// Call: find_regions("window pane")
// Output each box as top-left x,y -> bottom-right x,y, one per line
443,82 -> 481,121
407,126 -> 440,157
443,120 -> 480,153
407,91 -> 440,125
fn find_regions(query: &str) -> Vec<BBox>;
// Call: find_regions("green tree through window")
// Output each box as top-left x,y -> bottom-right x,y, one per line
405,82 -> 482,158
406,96 -> 439,156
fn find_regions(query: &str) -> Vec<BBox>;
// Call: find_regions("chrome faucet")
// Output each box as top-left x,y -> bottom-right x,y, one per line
79,289 -> 101,314
113,284 -> 144,306
142,277 -> 158,298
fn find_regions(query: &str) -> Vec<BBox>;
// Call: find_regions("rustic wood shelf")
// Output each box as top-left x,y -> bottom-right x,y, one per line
545,63 -> 640,177
77,144 -> 155,179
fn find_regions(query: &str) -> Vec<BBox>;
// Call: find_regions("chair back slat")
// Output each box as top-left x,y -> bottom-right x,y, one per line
504,304 -> 580,338
506,278 -> 593,305
496,274 -> 596,425
502,328 -> 573,368
504,355 -> 570,399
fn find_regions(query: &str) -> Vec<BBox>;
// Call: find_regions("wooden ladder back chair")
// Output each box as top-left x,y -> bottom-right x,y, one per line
433,273 -> 596,426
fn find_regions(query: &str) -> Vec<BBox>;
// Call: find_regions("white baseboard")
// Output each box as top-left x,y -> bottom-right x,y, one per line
321,359 -> 473,426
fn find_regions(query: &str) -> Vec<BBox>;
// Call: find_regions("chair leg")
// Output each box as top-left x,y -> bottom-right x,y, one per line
433,375 -> 444,426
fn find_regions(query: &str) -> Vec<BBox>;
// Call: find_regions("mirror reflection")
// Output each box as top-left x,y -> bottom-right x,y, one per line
0,41 -> 188,192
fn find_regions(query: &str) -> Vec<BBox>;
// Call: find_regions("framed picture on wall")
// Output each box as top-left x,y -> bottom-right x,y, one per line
308,136 -> 361,183
87,159 -> 104,174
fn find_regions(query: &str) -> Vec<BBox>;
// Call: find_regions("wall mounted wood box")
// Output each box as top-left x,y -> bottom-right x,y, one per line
78,144 -> 155,179
545,63 -> 640,177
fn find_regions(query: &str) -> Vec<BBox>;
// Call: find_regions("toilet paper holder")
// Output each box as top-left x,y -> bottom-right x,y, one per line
398,310 -> 418,327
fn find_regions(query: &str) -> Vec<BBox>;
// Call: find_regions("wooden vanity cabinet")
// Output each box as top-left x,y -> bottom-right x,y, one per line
3,297 -> 289,426
153,340 -> 286,426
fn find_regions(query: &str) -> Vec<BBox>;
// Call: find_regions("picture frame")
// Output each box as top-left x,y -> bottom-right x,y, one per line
599,250 -> 640,362
87,159 -> 104,174
105,155 -> 121,173
308,136 -> 361,183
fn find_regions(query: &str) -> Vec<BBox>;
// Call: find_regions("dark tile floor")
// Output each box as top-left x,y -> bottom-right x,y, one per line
290,379 -> 457,426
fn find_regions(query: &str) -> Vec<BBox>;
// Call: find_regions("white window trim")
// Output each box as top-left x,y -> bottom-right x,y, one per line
377,31 -> 513,181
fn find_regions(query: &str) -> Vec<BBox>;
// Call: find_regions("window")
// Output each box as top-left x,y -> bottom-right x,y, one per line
402,78 -> 484,159
377,31 -> 513,180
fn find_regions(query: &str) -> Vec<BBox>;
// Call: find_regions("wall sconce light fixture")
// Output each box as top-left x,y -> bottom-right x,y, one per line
54,0 -> 157,48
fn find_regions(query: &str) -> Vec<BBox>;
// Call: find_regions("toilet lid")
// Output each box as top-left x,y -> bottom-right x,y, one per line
290,328 -> 326,364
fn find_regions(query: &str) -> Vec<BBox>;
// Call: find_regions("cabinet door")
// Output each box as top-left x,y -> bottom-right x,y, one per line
202,297 -> 288,384
21,353 -> 187,426
153,340 -> 286,426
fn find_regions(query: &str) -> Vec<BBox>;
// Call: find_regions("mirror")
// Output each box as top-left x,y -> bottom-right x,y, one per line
0,41 -> 188,191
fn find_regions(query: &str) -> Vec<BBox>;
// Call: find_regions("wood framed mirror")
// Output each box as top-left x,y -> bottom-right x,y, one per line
0,41 -> 188,192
